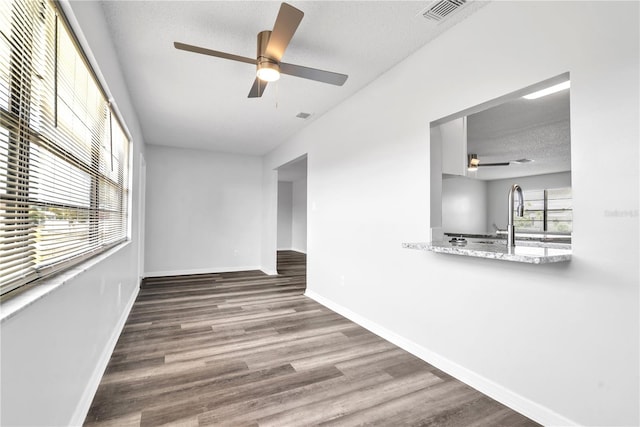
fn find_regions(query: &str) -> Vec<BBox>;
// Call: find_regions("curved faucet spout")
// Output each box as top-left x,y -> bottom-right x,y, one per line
507,184 -> 524,248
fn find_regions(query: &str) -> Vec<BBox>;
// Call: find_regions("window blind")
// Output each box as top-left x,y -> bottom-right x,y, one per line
0,0 -> 130,296
514,187 -> 572,234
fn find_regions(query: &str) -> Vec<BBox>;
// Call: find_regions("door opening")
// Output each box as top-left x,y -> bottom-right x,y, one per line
276,156 -> 307,279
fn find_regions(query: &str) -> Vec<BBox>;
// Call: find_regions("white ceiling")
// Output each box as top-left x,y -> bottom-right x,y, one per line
99,0 -> 488,155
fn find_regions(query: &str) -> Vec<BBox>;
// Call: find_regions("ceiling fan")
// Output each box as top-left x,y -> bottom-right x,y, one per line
467,154 -> 533,171
174,2 -> 348,98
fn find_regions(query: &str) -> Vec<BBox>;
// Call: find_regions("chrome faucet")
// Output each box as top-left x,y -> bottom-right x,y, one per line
507,184 -> 524,248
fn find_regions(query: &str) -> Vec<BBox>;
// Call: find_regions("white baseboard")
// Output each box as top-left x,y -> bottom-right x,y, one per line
70,284 -> 139,426
144,265 -> 262,278
277,247 -> 307,254
304,290 -> 577,427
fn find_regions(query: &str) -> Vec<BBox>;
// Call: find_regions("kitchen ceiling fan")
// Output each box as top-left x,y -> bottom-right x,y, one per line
467,154 -> 533,171
174,2 -> 348,98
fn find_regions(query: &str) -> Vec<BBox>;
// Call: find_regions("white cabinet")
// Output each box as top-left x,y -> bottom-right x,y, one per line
439,117 -> 467,176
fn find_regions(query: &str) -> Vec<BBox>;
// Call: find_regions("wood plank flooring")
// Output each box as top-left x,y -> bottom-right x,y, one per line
84,251 -> 539,426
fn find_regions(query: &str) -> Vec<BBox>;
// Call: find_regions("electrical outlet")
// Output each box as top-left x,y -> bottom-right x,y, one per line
340,275 -> 345,286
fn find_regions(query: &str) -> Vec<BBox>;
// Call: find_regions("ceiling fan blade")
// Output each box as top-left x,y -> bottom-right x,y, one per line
511,158 -> 534,164
248,78 -> 268,98
478,162 -> 510,167
280,62 -> 348,86
264,3 -> 304,61
174,42 -> 256,65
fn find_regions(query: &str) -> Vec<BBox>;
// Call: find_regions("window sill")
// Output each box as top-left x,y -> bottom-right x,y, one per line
0,240 -> 131,323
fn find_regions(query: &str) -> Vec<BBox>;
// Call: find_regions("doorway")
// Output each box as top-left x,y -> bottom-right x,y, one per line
276,156 -> 307,277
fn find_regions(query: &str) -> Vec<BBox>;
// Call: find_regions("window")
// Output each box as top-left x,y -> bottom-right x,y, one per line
0,0 -> 130,296
515,187 -> 572,234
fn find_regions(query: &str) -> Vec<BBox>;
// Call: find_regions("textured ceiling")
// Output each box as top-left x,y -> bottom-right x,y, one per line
98,0 -> 488,155
466,88 -> 571,181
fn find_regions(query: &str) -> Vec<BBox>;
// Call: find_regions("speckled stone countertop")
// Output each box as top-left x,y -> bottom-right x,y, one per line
402,240 -> 572,264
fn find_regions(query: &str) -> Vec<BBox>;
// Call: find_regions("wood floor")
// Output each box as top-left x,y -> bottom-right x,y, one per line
85,251 -> 539,427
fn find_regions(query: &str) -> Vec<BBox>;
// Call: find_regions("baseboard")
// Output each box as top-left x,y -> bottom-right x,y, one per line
277,247 -> 307,254
304,290 -> 578,427
70,284 -> 139,426
144,265 -> 262,278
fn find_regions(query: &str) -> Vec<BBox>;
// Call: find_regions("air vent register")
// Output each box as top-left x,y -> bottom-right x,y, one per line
421,0 -> 468,22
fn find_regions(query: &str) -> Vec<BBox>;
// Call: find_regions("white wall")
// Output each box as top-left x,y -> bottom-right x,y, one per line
291,178 -> 307,253
277,181 -> 293,249
263,2 -> 639,425
487,172 -> 572,231
0,1 -> 146,425
144,145 -> 262,276
442,176 -> 488,235
260,167 -> 279,275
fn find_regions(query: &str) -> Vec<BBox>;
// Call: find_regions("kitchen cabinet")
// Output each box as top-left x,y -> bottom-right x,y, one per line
439,116 -> 467,176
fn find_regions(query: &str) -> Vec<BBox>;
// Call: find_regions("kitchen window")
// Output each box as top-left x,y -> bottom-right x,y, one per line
514,187 -> 572,234
0,0 -> 130,296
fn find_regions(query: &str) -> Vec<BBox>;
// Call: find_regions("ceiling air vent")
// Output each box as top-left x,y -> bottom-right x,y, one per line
421,0 -> 467,22
296,112 -> 311,119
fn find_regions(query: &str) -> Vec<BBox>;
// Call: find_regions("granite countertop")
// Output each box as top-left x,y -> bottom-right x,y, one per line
402,240 -> 572,264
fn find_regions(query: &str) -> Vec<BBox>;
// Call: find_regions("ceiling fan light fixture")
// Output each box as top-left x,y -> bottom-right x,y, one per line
257,60 -> 280,82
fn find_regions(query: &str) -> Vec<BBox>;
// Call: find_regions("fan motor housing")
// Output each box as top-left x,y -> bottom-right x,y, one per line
257,30 -> 272,58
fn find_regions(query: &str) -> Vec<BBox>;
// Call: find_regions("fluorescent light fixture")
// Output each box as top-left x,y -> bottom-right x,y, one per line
523,81 -> 570,100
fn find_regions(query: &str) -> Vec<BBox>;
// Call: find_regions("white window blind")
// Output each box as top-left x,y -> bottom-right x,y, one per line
0,0 -> 130,296
515,187 -> 572,234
